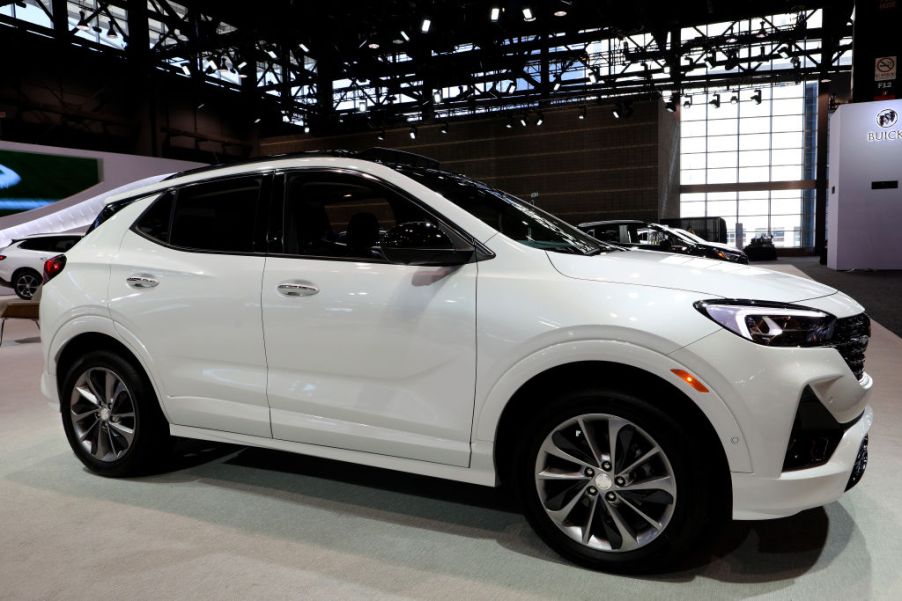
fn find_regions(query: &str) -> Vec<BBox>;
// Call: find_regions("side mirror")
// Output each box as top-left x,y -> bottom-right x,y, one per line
381,221 -> 474,266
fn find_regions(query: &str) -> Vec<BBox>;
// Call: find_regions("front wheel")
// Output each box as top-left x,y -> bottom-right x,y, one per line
515,387 -> 719,573
13,269 -> 41,300
61,350 -> 172,477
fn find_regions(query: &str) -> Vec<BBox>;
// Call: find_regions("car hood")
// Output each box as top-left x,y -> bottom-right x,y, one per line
548,249 -> 836,303
698,240 -> 745,254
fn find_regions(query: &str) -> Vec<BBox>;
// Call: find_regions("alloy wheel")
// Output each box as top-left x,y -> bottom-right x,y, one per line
15,273 -> 39,299
69,368 -> 137,462
534,413 -> 677,552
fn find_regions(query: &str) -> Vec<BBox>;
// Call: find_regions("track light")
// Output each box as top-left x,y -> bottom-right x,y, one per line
433,89 -> 442,104
683,95 -> 692,109
304,126 -> 310,134
751,89 -> 762,104
180,63 -> 191,76
553,81 -> 562,91
665,95 -> 677,112
519,114 -> 528,127
377,130 -> 385,141
76,10 -> 90,31
578,106 -> 586,120
779,45 -> 792,59
400,30 -> 410,42
254,116 -> 262,124
409,126 -> 417,139
357,100 -> 367,113
440,122 -> 449,135
709,93 -> 720,108
106,20 -> 117,39
421,18 -> 431,33
506,81 -> 516,94
791,56 -> 801,68
535,112 -> 544,126
367,41 -> 380,50
587,71 -> 597,84
730,93 -> 738,104
704,53 -> 716,69
554,9 -> 568,17
505,116 -> 514,128
490,7 -> 500,21
266,48 -> 278,59
612,100 -> 632,119
299,43 -> 310,53
522,7 -> 535,22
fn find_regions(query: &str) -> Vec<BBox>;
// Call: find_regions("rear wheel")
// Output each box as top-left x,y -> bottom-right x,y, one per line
61,350 -> 172,477
13,268 -> 41,300
515,387 -> 718,573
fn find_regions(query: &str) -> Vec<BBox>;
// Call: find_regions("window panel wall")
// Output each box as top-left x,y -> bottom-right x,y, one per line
680,83 -> 816,248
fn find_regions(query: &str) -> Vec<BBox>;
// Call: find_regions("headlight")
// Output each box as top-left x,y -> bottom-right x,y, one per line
694,300 -> 836,347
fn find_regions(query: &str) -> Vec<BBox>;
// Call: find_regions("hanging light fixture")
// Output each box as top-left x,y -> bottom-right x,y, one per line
76,10 -> 90,31
106,20 -> 118,39
751,89 -> 762,105
709,93 -> 721,108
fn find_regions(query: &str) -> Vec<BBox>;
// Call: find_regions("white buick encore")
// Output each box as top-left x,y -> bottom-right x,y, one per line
39,149 -> 872,573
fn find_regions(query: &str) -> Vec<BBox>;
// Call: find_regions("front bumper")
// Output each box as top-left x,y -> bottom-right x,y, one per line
731,405 -> 872,519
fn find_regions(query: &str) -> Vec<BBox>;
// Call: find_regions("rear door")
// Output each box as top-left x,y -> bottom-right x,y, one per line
108,174 -> 273,437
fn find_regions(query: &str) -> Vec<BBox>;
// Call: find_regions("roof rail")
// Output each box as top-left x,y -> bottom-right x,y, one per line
163,147 -> 440,181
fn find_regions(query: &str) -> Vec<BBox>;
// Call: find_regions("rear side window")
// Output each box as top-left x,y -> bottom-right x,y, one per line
18,238 -> 53,251
17,236 -> 77,252
134,176 -> 264,254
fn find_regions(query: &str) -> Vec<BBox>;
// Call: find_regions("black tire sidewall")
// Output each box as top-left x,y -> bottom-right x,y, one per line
13,269 -> 40,300
60,350 -> 169,477
515,387 -> 710,573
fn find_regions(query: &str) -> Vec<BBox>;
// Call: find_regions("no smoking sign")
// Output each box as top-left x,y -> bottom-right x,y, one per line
875,56 -> 897,81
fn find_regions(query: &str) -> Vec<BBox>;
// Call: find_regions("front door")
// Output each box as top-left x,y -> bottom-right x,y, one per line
262,170 -> 477,466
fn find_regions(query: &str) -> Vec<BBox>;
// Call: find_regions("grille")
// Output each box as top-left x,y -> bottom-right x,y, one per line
832,313 -> 870,380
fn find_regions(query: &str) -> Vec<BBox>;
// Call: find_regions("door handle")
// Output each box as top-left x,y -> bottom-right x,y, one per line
277,282 -> 319,297
126,275 -> 159,289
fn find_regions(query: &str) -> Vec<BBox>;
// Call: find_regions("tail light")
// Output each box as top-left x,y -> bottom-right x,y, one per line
0,255 -> 6,261
44,254 -> 67,282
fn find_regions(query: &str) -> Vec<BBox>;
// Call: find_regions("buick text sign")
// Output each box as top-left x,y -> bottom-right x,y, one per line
866,108 -> 901,141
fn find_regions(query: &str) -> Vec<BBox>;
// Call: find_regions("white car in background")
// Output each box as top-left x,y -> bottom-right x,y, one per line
38,150 -> 873,573
0,233 -> 82,299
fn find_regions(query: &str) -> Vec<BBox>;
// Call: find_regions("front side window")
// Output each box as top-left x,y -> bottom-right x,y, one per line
134,176 -> 264,254
279,171 -> 440,261
396,166 -> 613,255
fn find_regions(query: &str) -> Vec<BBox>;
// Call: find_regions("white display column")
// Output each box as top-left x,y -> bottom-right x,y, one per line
827,99 -> 902,270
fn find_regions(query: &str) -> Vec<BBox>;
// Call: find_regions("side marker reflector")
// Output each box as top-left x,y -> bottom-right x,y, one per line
671,369 -> 709,393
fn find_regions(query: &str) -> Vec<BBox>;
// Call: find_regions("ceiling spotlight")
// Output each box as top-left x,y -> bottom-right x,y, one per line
197,102 -> 206,110
553,81 -> 562,91
433,89 -> 442,103
400,30 -> 410,42
440,122 -> 449,134
76,10 -> 90,31
106,20 -> 118,39
304,125 -> 310,134
704,53 -> 716,69
535,112 -> 544,126
519,114 -> 528,127
612,101 -> 632,119
751,89 -> 762,104
368,41 -> 380,50
421,18 -> 431,33
357,100 -> 367,113
756,20 -> 767,38
578,106 -> 587,120
393,37 -> 404,45
180,63 -> 191,76
299,43 -> 310,53
218,56 -> 230,73
506,81 -> 516,94
266,48 -> 278,59
409,125 -> 417,139
820,75 -> 832,83
236,60 -> 247,70
554,9 -> 568,17
779,45 -> 792,59
377,130 -> 385,141
490,7 -> 501,21
505,116 -> 514,128
664,95 -> 677,112
791,56 -> 801,68
709,93 -> 721,108
254,117 -> 262,124
522,7 -> 535,22
682,95 -> 692,109
730,93 -> 739,104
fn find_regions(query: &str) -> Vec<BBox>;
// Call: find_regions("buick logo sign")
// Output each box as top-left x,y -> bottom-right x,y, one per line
877,108 -> 898,128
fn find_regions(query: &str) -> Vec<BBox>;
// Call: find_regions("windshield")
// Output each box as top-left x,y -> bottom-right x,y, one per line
398,166 -> 616,255
672,227 -> 708,244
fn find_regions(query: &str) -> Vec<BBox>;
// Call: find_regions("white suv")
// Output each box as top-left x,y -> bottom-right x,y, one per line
39,151 -> 873,572
0,233 -> 82,299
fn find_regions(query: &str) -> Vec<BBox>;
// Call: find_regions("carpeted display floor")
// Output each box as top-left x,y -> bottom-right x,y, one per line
1,265 -> 900,600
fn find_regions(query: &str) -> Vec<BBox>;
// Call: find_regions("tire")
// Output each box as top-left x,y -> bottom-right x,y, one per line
514,386 -> 719,573
12,268 -> 41,300
60,350 -> 172,477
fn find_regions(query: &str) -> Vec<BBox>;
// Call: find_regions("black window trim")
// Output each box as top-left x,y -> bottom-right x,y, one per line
267,167 -> 494,265
129,172 -> 274,257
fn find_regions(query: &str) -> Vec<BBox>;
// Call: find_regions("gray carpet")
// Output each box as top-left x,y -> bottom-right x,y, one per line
1,271 -> 901,600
